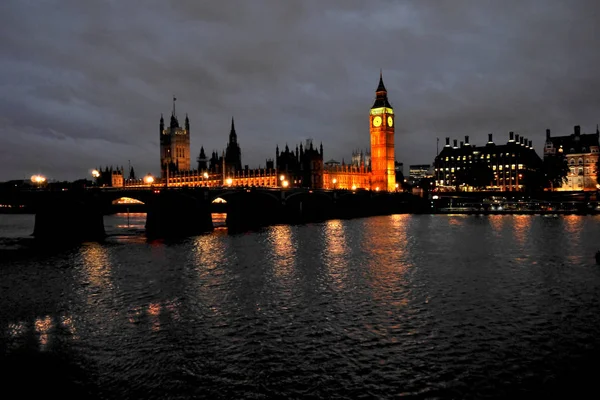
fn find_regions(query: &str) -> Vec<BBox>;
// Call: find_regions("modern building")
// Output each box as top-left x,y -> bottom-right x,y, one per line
434,132 -> 542,191
543,125 -> 599,191
160,98 -> 191,178
408,164 -> 433,184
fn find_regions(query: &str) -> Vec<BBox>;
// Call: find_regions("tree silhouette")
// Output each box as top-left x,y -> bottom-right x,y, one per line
543,154 -> 569,190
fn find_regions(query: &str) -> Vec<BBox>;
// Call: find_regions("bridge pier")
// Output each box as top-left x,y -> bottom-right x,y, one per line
225,191 -> 283,233
145,190 -> 213,239
33,193 -> 106,242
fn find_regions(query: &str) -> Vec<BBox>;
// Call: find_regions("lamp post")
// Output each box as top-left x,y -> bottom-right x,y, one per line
91,169 -> 100,186
282,180 -> 289,188
226,178 -> 233,187
332,178 -> 337,190
203,172 -> 209,187
31,174 -> 46,188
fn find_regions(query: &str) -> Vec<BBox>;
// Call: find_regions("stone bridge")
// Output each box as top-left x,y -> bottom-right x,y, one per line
3,187 -> 424,241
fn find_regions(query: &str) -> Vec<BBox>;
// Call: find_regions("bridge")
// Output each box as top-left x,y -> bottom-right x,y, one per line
1,186 -> 424,241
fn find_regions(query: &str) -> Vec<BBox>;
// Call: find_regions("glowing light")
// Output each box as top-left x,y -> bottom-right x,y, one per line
226,178 -> 233,186
212,197 -> 227,203
91,169 -> 100,178
203,172 -> 209,179
351,185 -> 357,190
144,175 -> 154,184
30,174 -> 46,183
332,178 -> 337,184
280,175 -> 285,181
282,180 -> 289,188
375,187 -> 380,191
112,197 -> 144,205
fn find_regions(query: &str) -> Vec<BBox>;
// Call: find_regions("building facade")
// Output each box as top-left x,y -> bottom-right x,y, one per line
408,164 -> 433,184
160,99 -> 191,178
369,72 -> 396,192
158,73 -> 399,191
543,125 -> 599,191
434,132 -> 542,191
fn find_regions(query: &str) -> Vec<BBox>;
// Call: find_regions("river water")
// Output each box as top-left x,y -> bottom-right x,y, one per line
1,213 -> 600,399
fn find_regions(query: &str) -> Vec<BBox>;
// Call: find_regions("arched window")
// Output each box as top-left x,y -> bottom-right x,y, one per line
578,158 -> 583,165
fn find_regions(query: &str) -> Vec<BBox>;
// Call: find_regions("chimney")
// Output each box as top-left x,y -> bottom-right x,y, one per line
529,139 -> 532,148
509,131 -> 514,142
465,135 -> 470,145
453,139 -> 458,148
520,136 -> 524,146
515,133 -> 520,143
460,141 -> 464,148
546,129 -> 551,139
445,137 -> 450,147
574,125 -> 581,136
488,133 -> 493,143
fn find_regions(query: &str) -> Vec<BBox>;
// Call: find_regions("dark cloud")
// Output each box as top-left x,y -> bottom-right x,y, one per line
1,0 -> 599,181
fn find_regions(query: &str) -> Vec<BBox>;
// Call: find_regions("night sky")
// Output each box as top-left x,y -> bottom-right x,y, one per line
1,0 -> 599,182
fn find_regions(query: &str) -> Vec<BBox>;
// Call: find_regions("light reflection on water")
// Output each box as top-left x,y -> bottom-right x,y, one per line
1,214 -> 600,399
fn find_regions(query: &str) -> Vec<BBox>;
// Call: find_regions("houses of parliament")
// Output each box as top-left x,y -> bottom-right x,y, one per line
159,73 -> 397,191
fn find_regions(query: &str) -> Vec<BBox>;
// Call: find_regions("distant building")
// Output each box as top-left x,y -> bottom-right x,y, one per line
160,98 -> 191,178
161,73 -> 399,191
434,133 -> 542,191
543,125 -> 599,191
408,164 -> 433,184
277,139 -> 324,188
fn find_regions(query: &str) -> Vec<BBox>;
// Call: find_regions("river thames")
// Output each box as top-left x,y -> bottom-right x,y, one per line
1,213 -> 600,399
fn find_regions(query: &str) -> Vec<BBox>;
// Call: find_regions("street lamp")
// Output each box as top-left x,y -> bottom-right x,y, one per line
226,178 -> 233,187
351,184 -> 357,191
144,174 -> 154,186
31,175 -> 46,187
282,180 -> 289,188
203,172 -> 209,187
332,178 -> 337,190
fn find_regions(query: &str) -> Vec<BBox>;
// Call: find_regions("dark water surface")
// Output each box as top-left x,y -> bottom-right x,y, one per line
1,213 -> 600,399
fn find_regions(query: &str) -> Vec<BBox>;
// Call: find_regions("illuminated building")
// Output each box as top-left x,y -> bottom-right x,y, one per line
408,164 -> 433,184
368,72 -> 396,192
160,97 -> 190,179
544,125 -> 599,191
434,133 -> 542,191
160,73 -> 399,191
276,140 -> 324,188
322,72 -> 397,191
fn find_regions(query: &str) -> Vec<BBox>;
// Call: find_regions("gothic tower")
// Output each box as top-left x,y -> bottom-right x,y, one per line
369,72 -> 396,191
224,117 -> 242,175
159,97 -> 191,178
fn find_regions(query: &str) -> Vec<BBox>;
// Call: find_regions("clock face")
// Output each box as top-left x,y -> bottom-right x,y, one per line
387,116 -> 393,127
373,116 -> 382,127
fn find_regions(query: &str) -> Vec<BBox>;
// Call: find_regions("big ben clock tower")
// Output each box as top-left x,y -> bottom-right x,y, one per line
370,71 -> 396,192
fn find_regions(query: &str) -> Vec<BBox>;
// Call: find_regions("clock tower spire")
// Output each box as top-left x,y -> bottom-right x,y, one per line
369,71 -> 396,192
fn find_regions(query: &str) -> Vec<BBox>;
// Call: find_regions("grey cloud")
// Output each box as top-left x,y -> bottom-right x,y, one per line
0,0 -> 599,181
